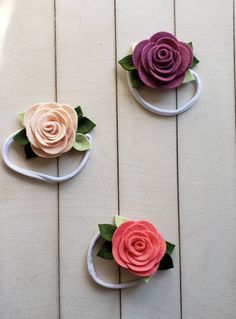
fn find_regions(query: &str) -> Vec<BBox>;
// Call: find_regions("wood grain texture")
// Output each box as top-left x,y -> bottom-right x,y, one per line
56,0 -> 120,318
176,0 -> 236,318
116,1 -> 181,318
0,0 -> 58,318
1,1 -> 236,318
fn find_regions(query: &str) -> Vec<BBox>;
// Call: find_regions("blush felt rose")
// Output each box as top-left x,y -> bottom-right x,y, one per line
132,31 -> 193,89
24,102 -> 77,158
112,220 -> 166,277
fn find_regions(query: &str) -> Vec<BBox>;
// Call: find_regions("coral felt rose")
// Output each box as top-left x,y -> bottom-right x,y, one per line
112,220 -> 166,277
24,102 -> 77,158
132,31 -> 193,89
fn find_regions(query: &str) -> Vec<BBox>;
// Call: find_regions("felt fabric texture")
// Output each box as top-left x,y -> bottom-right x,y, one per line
24,102 -> 77,158
112,220 -> 166,277
132,31 -> 193,89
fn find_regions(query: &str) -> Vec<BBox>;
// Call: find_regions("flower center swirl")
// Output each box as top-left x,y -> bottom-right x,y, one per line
112,220 -> 166,277
24,102 -> 78,158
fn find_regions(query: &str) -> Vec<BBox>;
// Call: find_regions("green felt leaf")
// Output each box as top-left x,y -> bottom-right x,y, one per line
159,253 -> 174,270
97,241 -> 113,259
143,242 -> 175,282
77,117 -> 96,134
191,56 -> 200,69
187,42 -> 200,68
187,42 -> 193,49
73,133 -> 91,151
98,224 -> 117,241
115,215 -> 128,227
183,69 -> 195,83
130,70 -> 143,88
144,250 -> 175,282
24,143 -> 38,159
166,241 -> 175,255
18,112 -> 25,127
118,54 -> 135,71
74,106 -> 83,119
13,129 -> 29,146
143,276 -> 153,284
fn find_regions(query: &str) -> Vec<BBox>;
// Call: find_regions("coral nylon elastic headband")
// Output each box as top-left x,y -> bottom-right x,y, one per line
2,131 -> 92,183
128,70 -> 201,116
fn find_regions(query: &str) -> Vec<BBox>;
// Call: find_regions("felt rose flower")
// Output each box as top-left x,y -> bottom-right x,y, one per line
112,220 -> 166,277
24,102 -> 77,158
132,31 -> 193,89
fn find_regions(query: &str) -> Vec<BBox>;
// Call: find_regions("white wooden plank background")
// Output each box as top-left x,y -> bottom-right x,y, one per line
0,0 -> 235,318
56,1 -> 120,318
177,1 -> 236,318
0,0 -> 58,318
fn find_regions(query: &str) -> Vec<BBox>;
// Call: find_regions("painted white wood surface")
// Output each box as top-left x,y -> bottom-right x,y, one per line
56,1 -> 120,318
0,0 -> 236,318
0,0 -> 59,318
176,0 -> 236,318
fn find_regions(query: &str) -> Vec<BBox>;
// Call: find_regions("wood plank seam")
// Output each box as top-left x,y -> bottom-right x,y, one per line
114,1 -> 122,318
174,0 -> 183,318
53,0 -> 61,318
233,0 -> 236,128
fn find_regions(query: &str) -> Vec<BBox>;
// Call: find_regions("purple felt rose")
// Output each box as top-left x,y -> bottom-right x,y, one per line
132,31 -> 193,89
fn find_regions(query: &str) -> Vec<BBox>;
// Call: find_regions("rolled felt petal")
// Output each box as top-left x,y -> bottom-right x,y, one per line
112,220 -> 166,277
132,40 -> 149,69
132,31 -> 193,89
24,102 -> 78,158
149,31 -> 178,43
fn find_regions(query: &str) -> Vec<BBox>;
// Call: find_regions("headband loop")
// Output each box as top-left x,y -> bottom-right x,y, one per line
128,70 -> 201,116
87,234 -> 144,289
2,131 -> 92,183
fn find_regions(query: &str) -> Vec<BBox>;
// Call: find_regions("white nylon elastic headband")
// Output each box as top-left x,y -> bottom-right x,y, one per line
87,234 -> 145,289
128,69 -> 201,116
2,131 -> 92,183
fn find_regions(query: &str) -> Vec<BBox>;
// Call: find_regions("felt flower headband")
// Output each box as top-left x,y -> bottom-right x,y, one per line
119,31 -> 201,116
2,102 -> 96,182
87,216 -> 175,289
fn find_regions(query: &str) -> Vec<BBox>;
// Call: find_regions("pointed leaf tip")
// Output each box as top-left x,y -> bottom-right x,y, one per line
98,224 -> 117,241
